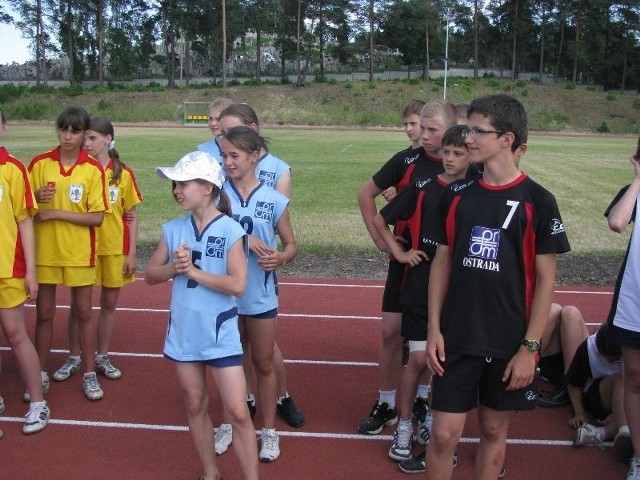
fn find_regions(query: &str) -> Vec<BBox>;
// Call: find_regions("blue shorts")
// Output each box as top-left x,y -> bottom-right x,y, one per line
242,308 -> 278,320
164,354 -> 243,368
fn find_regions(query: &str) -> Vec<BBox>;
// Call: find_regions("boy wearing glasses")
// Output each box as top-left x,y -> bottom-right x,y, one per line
425,94 -> 571,480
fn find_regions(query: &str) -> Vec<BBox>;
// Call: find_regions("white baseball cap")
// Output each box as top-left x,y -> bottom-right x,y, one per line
156,151 -> 225,188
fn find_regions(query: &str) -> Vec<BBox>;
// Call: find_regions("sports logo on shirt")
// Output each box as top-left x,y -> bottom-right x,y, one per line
257,170 -> 277,188
69,184 -> 84,203
255,201 -> 275,221
109,186 -> 120,204
463,226 -> 500,272
205,236 -> 226,258
550,218 -> 566,235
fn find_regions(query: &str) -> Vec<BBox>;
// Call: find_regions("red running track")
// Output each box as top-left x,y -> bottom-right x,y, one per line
0,278 -> 628,480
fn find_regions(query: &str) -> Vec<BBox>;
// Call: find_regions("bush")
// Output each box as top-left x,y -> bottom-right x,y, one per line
59,84 -> 85,96
344,81 -> 353,89
606,92 -> 617,101
596,121 -> 611,133
97,98 -> 112,111
486,79 -> 500,88
633,98 -> 640,110
14,102 -> 48,120
244,77 -> 263,86
315,74 -> 328,83
0,83 -> 26,103
515,79 -> 527,88
564,83 -> 576,90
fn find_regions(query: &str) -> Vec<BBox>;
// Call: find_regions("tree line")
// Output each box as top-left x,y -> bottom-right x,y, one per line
1,1 -> 639,91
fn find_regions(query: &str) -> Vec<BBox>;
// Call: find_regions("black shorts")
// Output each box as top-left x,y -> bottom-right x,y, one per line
609,322 -> 640,350
431,353 -> 537,413
538,352 -> 565,385
401,304 -> 427,341
382,260 -> 404,313
582,378 -> 610,421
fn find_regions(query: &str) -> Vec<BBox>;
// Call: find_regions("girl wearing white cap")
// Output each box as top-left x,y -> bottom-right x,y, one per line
145,151 -> 258,480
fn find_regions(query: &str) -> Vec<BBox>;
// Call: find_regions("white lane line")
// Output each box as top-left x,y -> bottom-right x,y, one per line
0,416 -> 588,447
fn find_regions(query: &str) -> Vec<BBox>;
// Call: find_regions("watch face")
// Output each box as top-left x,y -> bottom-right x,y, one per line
523,339 -> 540,352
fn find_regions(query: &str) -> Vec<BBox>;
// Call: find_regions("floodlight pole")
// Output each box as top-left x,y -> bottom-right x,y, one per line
443,8 -> 450,100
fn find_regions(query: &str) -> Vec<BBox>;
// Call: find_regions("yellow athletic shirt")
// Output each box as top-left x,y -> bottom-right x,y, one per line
28,147 -> 109,267
98,161 -> 143,255
0,147 -> 37,278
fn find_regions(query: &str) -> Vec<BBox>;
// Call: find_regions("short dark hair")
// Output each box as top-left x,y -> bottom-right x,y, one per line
402,100 -> 426,118
442,125 -> 468,149
56,106 -> 90,132
467,94 -> 527,152
595,323 -> 622,359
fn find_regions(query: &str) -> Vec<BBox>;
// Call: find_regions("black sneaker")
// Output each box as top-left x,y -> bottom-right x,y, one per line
247,399 -> 256,418
358,400 -> 398,434
399,450 -> 425,474
412,396 -> 428,423
276,395 -> 305,427
398,450 -> 458,474
536,385 -> 570,408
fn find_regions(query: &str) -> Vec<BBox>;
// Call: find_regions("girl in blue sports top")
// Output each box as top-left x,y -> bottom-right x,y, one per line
144,151 -> 258,480
218,103 -> 292,197
220,126 -> 297,463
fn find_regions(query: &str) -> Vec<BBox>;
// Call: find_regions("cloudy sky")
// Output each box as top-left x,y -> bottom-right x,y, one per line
1,1 -> 31,65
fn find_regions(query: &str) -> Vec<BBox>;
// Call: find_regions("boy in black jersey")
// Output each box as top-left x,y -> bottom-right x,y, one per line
425,94 -> 571,480
373,125 -> 471,463
358,100 -> 455,435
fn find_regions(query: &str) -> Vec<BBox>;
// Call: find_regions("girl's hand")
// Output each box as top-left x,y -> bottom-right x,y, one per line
381,187 -> 397,202
247,235 -> 273,257
172,245 -> 192,275
123,210 -> 137,223
35,184 -> 56,203
123,252 -> 137,277
33,209 -> 57,222
24,271 -> 38,301
257,250 -> 284,272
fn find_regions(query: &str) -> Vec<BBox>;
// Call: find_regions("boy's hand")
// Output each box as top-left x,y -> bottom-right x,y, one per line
503,349 -> 536,390
381,187 -> 397,202
569,413 -> 588,430
426,330 -> 446,376
395,249 -> 428,267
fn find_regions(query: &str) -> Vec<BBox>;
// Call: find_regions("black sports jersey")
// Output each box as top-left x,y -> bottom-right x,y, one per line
372,147 -> 444,239
433,173 -> 571,359
379,176 -> 448,306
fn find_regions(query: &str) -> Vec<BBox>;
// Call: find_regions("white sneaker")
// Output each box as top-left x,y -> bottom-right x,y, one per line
389,424 -> 413,461
95,355 -> 122,380
23,402 -> 50,434
416,409 -> 433,445
23,373 -> 50,403
259,428 -> 280,463
628,457 -> 640,480
53,356 -> 81,382
83,372 -> 104,401
573,423 -> 602,447
214,423 -> 233,455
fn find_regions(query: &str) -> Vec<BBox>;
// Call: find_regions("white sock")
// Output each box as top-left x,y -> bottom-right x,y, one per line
70,355 -> 81,362
619,425 -> 631,437
276,392 -> 289,404
379,389 -> 396,409
30,400 -> 46,408
398,418 -> 412,430
246,393 -> 256,404
40,371 -> 48,381
416,384 -> 430,399
596,426 -> 606,441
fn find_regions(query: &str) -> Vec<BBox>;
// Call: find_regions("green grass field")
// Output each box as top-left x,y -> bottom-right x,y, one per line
3,124 -> 637,257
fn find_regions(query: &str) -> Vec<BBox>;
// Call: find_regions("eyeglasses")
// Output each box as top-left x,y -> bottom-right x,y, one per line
462,127 -> 505,138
